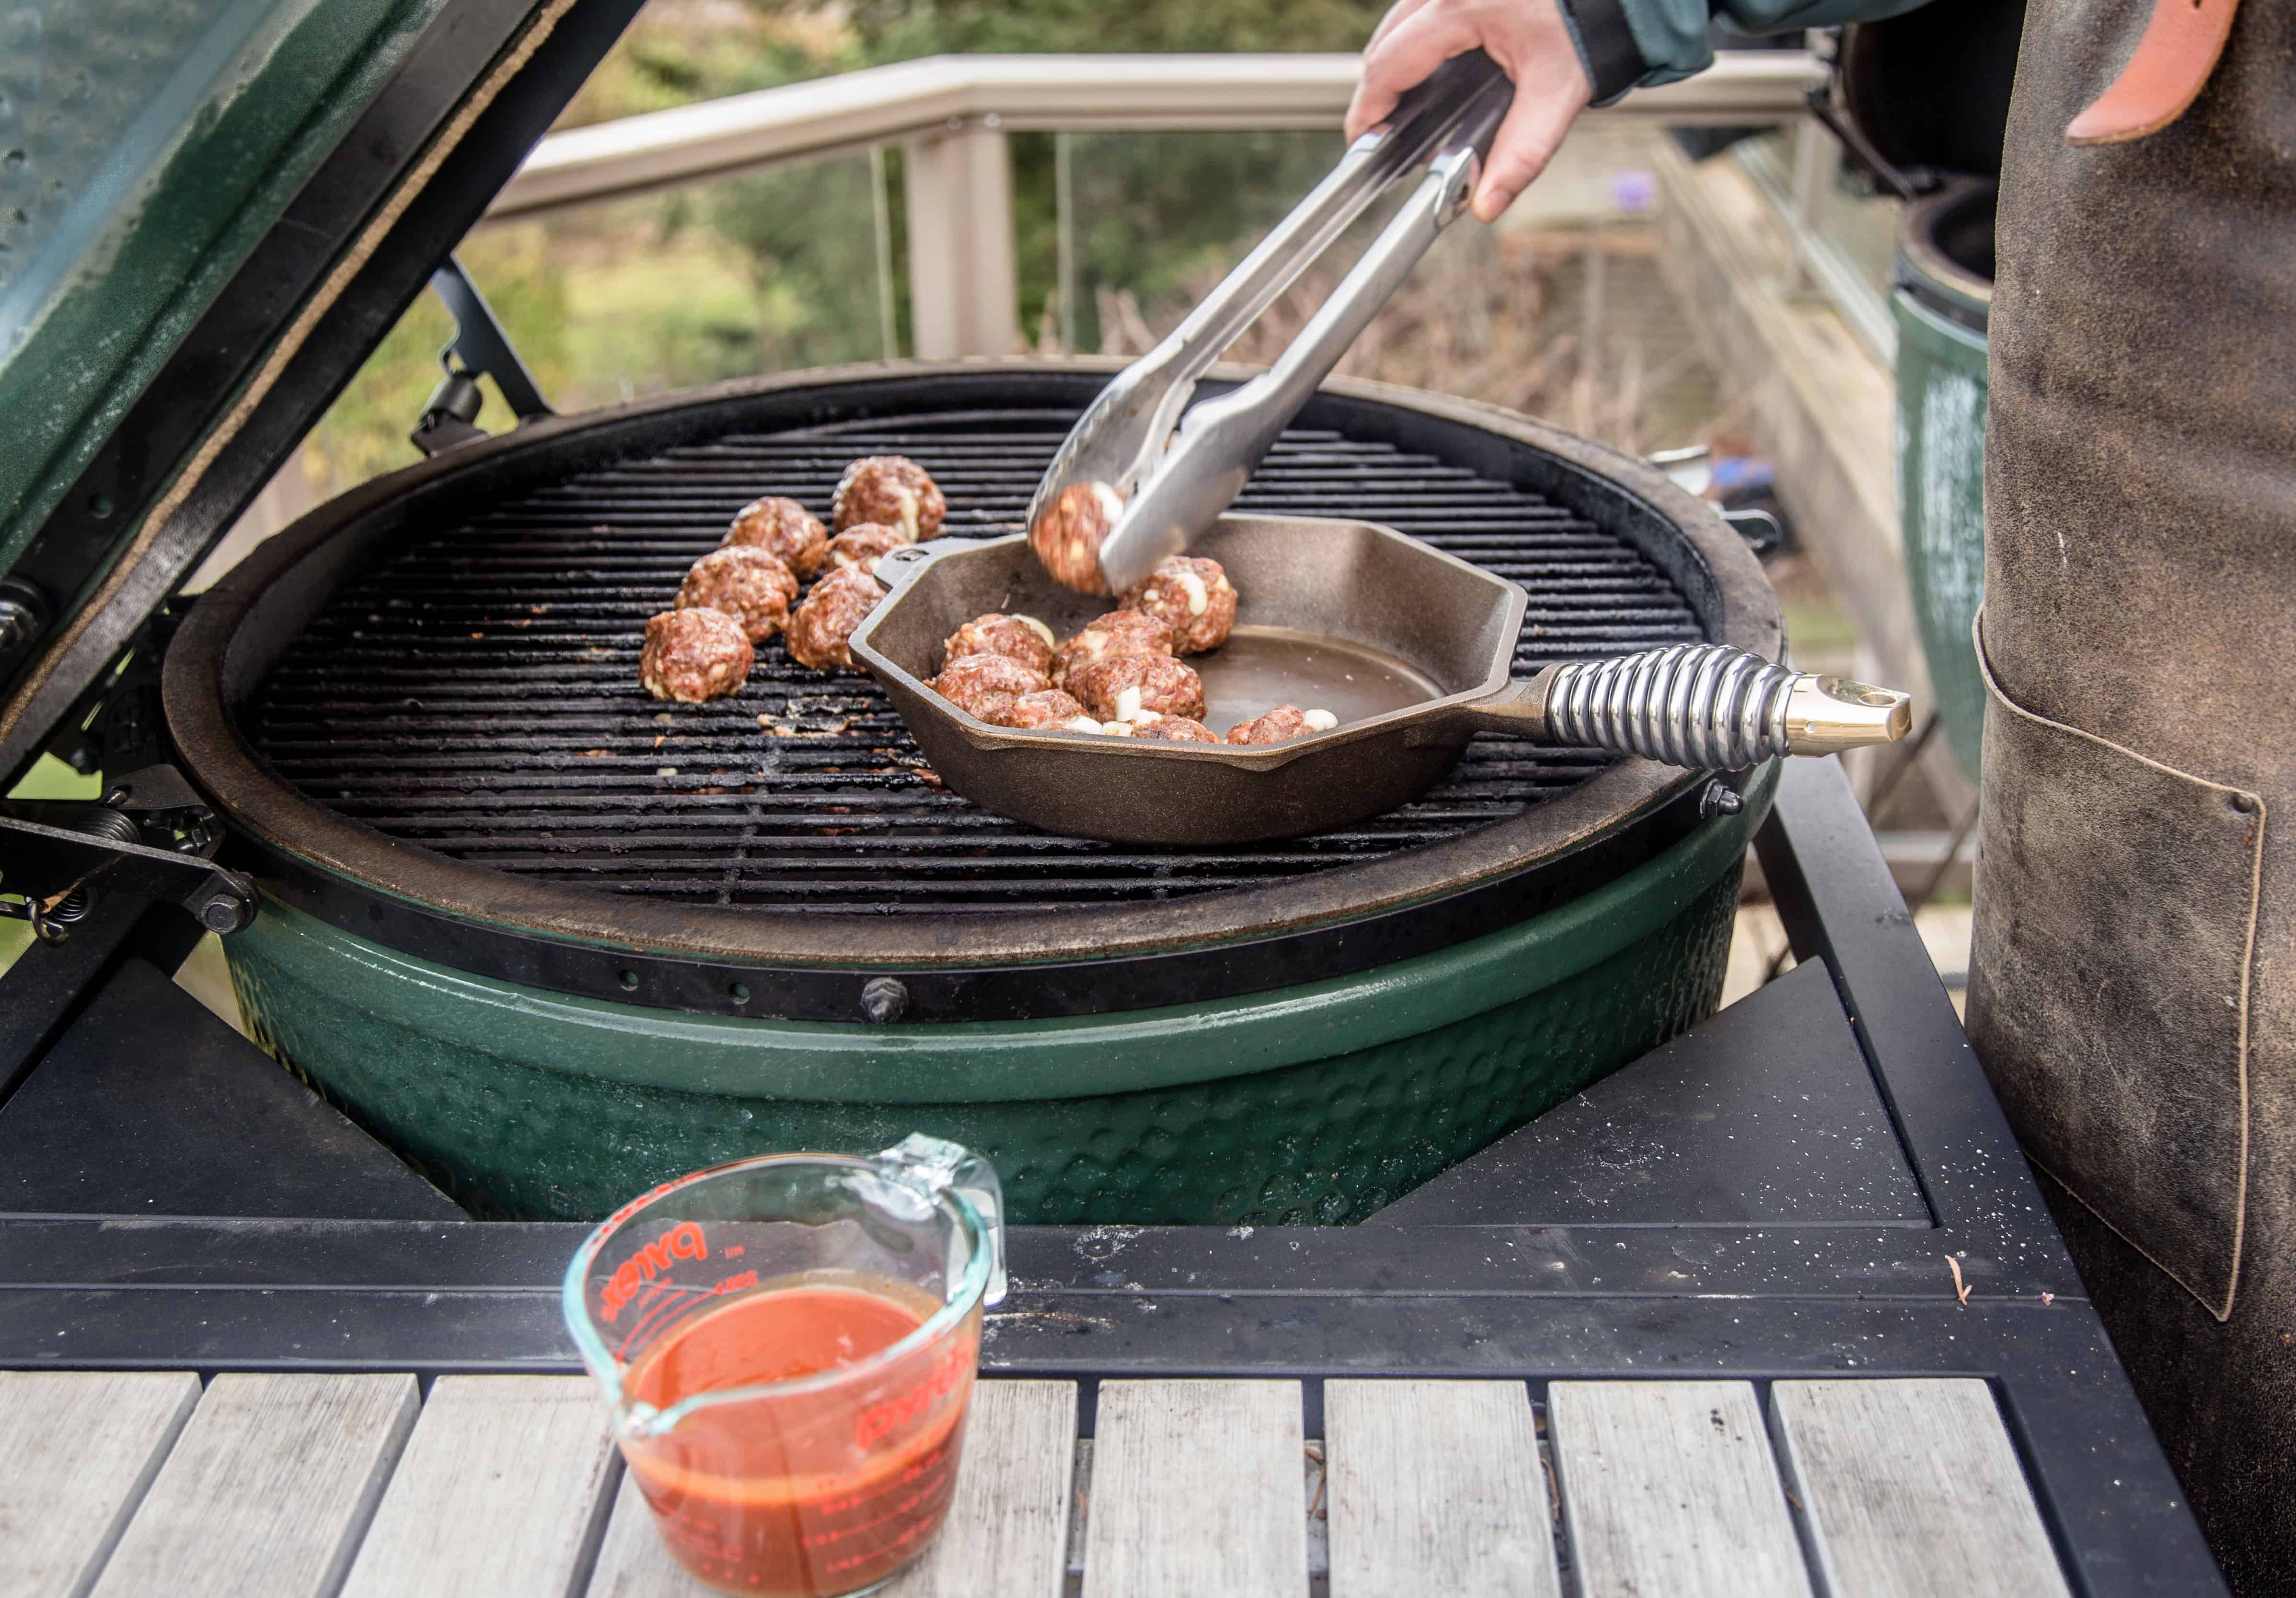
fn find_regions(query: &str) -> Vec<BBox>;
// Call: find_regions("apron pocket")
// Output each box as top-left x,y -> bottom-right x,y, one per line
1970,611 -> 2263,1320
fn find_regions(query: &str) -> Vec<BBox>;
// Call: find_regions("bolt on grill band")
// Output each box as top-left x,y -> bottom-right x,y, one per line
249,410 -> 1704,915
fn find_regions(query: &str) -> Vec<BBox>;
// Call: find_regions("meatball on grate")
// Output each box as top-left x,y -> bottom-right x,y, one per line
786,567 -> 885,673
640,608 -> 753,703
723,495 -> 828,579
1069,653 -> 1207,723
929,652 -> 1051,718
675,546 -> 799,643
1121,556 -> 1237,655
833,455 -> 945,541
1226,704 -> 1339,746
1050,610 -> 1173,691
1029,480 -> 1125,594
942,612 -> 1055,678
825,523 -> 907,578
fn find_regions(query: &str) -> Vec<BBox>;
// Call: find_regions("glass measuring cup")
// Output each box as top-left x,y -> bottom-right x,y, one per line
563,1136 -> 1006,1598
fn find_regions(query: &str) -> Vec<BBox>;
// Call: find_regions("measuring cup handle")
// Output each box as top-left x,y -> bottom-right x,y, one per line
876,1134 -> 1008,1307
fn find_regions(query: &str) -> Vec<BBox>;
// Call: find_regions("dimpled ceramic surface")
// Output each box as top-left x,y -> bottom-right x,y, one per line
231,869 -> 1739,1223
220,771 -> 1768,1224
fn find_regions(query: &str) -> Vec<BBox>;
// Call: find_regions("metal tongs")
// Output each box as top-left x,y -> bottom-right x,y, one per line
1028,50 -> 1515,595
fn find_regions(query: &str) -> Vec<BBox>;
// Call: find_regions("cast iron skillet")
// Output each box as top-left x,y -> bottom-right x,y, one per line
850,515 -> 1906,846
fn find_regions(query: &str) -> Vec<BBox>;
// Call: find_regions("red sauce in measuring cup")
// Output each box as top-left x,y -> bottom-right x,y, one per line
622,1279 -> 975,1597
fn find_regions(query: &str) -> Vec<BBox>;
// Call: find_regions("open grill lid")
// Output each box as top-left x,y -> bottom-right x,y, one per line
0,0 -> 647,792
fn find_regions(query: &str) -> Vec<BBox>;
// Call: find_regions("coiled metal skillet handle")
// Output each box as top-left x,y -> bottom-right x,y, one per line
1504,643 -> 1912,769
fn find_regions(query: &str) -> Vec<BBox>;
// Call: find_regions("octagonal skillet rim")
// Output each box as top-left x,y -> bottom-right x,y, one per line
848,515 -> 1528,773
164,359 -> 1780,970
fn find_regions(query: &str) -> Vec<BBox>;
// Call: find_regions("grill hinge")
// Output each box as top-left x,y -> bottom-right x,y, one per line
0,764 -> 255,943
410,255 -> 555,458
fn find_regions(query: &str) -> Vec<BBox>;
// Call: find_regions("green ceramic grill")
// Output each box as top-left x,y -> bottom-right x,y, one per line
162,365 -> 1786,1224
1,4 -> 1790,1227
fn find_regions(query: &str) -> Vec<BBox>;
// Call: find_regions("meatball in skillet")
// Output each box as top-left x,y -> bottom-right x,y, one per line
640,608 -> 752,702
1029,480 -> 1125,595
929,652 -> 1051,719
1050,610 -> 1173,691
675,546 -> 799,643
1120,556 -> 1237,655
1226,705 -> 1339,746
1126,713 -> 1223,743
785,567 -> 885,673
833,456 -> 945,541
723,495 -> 828,579
980,688 -> 1104,733
1068,653 -> 1207,724
942,613 -> 1055,678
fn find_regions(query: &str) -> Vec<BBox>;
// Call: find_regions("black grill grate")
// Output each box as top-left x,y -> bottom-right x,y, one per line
249,410 -> 1704,913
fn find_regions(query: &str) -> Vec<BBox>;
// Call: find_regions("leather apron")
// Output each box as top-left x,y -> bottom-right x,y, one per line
1971,0 -> 2296,1588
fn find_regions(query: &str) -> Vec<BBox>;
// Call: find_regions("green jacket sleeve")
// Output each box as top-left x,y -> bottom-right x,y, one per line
1556,0 -> 1933,100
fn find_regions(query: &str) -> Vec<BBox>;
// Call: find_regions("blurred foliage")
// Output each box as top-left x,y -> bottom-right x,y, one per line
305,0 -> 1394,496
836,0 -> 1385,55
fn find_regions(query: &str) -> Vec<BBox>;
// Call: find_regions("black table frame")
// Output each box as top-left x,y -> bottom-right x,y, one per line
0,759 -> 2227,1596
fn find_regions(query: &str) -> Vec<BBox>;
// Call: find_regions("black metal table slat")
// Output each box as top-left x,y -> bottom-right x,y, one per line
248,415 -> 1700,912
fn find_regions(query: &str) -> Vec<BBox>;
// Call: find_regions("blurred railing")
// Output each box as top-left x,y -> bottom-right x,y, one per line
487,51 -> 1824,359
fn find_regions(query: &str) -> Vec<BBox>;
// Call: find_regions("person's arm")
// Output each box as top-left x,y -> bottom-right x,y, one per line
1346,0 -> 1927,220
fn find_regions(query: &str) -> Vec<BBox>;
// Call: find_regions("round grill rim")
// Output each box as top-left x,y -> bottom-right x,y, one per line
164,359 -> 1782,975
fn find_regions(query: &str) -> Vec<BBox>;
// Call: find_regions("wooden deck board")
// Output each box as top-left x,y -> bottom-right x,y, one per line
87,1372 -> 417,1598
1325,1379 -> 1558,1598
0,1371 -> 200,1598
889,1379 -> 1078,1598
339,1375 -> 618,1598
1550,1379 -> 1812,1598
582,1471 -> 693,1598
1085,1379 -> 1307,1598
1772,1378 -> 2071,1598
1,1368 -> 2078,1595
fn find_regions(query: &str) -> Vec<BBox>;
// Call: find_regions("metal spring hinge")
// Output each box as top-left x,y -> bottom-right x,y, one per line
0,764 -> 255,944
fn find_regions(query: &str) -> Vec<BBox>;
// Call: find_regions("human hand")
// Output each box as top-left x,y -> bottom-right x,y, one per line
1344,0 -> 1595,221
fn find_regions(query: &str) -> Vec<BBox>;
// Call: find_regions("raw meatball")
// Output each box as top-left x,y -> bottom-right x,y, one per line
675,546 -> 799,643
943,612 -> 1055,678
786,567 -> 884,673
1227,705 -> 1340,746
929,652 -> 1051,718
640,608 -> 752,703
1029,480 -> 1125,594
1050,610 -> 1174,691
1069,654 -> 1207,723
833,455 -> 945,540
1121,556 -> 1238,655
723,495 -> 828,578
825,523 -> 907,578
1127,713 -> 1223,744
981,688 -> 1102,733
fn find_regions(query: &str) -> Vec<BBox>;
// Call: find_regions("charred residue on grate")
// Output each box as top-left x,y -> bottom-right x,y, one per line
248,415 -> 1702,913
